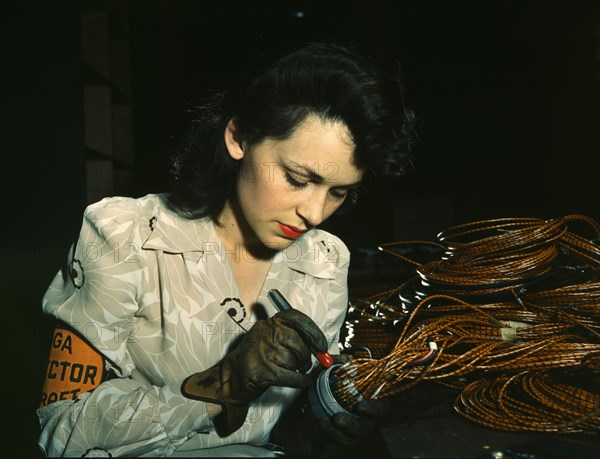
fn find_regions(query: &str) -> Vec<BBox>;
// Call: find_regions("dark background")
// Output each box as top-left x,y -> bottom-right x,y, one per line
2,0 -> 599,457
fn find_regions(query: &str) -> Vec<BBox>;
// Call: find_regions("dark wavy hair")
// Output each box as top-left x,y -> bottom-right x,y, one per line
167,42 -> 418,220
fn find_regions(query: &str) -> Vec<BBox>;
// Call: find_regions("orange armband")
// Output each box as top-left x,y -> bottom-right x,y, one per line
39,326 -> 107,407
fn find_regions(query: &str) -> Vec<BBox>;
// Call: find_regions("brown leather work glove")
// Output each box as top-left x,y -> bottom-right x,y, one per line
181,309 -> 328,437
269,354 -> 392,457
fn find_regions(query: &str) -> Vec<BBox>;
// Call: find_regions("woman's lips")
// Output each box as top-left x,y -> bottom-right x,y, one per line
278,223 -> 306,239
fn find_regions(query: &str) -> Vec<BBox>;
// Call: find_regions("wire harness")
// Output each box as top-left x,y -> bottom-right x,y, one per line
337,214 -> 600,433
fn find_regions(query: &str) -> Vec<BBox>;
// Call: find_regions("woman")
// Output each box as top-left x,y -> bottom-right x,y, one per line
37,42 -> 416,457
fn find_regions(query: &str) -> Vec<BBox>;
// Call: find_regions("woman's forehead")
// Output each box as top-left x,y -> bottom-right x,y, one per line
270,116 -> 363,184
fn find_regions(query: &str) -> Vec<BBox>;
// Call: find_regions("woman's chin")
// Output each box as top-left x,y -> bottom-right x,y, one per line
262,238 -> 296,251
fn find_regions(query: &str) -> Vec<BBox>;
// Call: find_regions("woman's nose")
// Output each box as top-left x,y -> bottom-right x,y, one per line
296,189 -> 328,228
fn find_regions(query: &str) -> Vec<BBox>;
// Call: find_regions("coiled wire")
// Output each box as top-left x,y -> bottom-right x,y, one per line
337,214 -> 600,434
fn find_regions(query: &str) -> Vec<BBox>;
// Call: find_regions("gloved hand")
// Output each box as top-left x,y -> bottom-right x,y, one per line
181,309 -> 328,437
269,354 -> 392,458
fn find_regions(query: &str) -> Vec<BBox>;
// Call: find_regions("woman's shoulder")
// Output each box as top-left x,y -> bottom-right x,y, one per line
84,192 -> 165,214
84,193 -> 167,217
81,193 -> 168,240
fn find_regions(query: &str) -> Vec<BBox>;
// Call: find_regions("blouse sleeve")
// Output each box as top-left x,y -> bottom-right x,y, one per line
36,198 -> 217,457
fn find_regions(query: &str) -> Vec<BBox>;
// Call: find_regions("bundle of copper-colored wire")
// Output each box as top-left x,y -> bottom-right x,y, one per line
338,214 -> 599,434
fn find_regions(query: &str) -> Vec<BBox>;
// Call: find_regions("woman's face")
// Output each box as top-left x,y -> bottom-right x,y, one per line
226,115 -> 364,251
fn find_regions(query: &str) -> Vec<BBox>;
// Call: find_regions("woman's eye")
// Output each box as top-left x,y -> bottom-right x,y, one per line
330,190 -> 348,200
285,173 -> 308,188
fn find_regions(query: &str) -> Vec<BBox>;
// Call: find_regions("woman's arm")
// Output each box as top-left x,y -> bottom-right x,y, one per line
36,199 -> 220,457
38,376 -> 219,457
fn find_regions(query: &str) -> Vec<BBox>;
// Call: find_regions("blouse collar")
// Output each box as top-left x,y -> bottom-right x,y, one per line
141,194 -> 340,279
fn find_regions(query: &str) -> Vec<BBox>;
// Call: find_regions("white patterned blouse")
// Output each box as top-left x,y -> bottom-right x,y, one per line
36,193 -> 350,457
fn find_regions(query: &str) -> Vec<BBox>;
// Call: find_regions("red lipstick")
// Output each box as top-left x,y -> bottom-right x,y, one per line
279,223 -> 305,239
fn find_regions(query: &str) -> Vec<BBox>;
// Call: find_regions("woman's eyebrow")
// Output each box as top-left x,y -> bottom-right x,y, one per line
334,181 -> 362,190
283,161 -> 362,188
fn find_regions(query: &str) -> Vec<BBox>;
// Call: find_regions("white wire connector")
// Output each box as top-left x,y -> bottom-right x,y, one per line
410,341 -> 438,365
